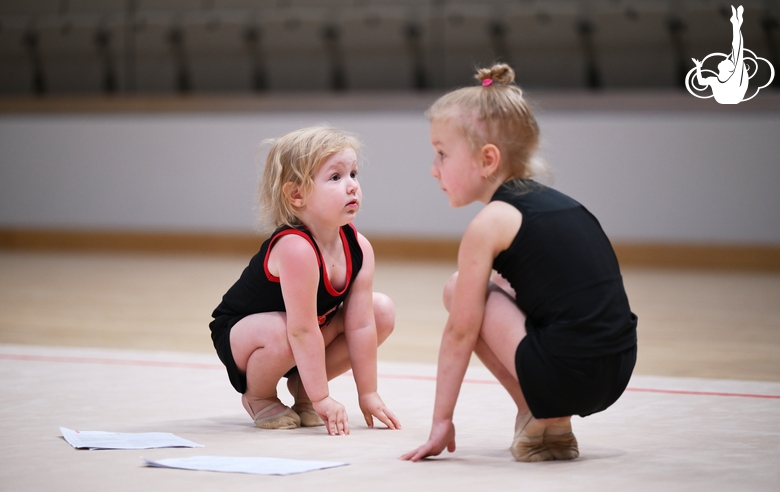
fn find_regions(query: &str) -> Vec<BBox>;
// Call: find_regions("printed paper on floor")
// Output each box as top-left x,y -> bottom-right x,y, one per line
144,455 -> 348,475
60,427 -> 203,450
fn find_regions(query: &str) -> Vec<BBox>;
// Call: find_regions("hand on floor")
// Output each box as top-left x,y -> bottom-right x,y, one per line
358,392 -> 401,430
312,396 -> 349,436
400,419 -> 456,462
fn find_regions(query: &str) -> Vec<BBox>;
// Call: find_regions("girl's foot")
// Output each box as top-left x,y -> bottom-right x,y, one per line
241,394 -> 300,429
543,419 -> 579,460
287,373 -> 325,427
291,403 -> 325,427
510,412 -> 554,462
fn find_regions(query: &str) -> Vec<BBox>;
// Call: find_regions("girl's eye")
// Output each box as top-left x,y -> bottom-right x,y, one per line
330,174 -> 340,181
350,171 -> 358,179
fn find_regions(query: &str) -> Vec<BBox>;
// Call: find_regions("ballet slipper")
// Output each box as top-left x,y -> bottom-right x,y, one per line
288,373 -> 325,427
511,412 -> 554,462
511,433 -> 555,462
542,419 -> 579,460
291,404 -> 325,427
544,432 -> 580,460
241,395 -> 300,430
514,412 -> 533,434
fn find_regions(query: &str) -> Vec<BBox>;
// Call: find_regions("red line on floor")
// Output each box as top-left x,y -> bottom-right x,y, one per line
3,352 -> 780,400
374,372 -> 780,399
623,387 -> 780,399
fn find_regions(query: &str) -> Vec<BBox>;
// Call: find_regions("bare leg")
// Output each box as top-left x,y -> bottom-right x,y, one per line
444,272 -> 577,461
287,293 -> 395,426
444,274 -> 525,404
230,312 -> 301,429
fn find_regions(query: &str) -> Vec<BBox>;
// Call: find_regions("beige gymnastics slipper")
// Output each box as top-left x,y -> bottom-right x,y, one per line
241,395 -> 300,430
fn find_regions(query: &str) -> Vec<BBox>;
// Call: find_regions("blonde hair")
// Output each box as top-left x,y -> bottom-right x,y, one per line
258,125 -> 362,230
426,63 -> 547,183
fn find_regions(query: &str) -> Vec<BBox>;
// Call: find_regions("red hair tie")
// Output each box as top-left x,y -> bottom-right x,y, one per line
482,78 -> 493,87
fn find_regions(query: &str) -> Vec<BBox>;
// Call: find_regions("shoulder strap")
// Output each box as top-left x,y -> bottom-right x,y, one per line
263,227 -> 321,282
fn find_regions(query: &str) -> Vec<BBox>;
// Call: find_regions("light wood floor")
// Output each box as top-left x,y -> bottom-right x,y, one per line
1,251 -> 778,381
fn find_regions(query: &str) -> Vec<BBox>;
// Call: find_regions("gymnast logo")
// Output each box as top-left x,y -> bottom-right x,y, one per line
685,5 -> 775,104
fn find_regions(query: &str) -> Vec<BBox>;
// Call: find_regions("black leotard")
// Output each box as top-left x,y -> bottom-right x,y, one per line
209,223 -> 363,392
491,180 -> 637,418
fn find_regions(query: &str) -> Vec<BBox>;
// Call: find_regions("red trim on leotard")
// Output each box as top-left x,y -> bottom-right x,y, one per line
322,226 -> 352,297
263,229 -> 320,282
316,304 -> 338,326
263,227 -> 353,298
347,222 -> 359,241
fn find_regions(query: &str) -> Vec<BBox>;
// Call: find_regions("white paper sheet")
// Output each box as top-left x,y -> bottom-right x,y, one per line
60,427 -> 203,450
143,456 -> 348,475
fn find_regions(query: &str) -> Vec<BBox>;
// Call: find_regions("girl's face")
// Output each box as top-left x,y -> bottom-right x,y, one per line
300,147 -> 361,228
429,118 -> 485,208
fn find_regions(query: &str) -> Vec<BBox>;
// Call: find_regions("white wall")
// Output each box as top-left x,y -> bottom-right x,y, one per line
1,100 -> 779,244
538,111 -> 780,244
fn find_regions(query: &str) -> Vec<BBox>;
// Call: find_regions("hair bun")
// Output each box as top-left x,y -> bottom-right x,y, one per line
475,63 -> 515,85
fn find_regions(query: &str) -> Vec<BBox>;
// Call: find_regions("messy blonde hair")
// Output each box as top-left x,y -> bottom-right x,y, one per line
258,125 -> 362,230
426,63 -> 548,183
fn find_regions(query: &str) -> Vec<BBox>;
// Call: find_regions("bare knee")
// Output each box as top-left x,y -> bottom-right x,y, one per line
443,272 -> 458,312
246,328 -> 293,369
266,331 -> 294,360
231,314 -> 292,372
373,292 -> 395,344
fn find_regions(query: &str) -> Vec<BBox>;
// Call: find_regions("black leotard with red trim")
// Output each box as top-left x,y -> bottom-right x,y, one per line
210,223 -> 363,338
208,223 -> 362,394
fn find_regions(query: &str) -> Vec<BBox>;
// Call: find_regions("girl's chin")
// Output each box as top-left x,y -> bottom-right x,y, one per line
447,196 -> 464,208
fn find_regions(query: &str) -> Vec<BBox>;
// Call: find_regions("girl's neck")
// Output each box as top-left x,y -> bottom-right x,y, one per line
299,219 -> 343,249
478,170 -> 513,204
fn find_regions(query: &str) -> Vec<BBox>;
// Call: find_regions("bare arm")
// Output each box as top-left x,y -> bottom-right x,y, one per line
402,202 -> 521,461
274,235 -> 348,435
342,233 -> 400,429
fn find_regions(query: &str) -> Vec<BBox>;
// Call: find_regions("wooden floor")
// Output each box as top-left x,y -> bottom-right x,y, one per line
2,250 -> 780,492
1,251 -> 778,382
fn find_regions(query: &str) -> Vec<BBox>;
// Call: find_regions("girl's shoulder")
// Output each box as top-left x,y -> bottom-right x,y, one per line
274,230 -> 316,254
266,229 -> 321,279
354,229 -> 370,247
268,227 -> 317,257
351,227 -> 375,267
464,200 -> 522,258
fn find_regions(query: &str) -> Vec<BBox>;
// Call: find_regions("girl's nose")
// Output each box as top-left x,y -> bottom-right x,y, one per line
430,163 -> 439,178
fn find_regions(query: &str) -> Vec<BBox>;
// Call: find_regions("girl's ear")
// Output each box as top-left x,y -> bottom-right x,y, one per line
282,182 -> 305,208
480,144 -> 501,178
